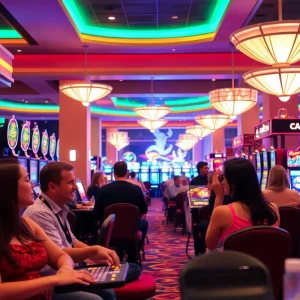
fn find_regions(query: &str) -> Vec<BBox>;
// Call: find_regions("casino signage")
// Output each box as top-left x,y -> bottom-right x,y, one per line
7,115 -> 19,151
21,121 -> 30,156
254,119 -> 300,140
49,133 -> 56,159
41,130 -> 49,158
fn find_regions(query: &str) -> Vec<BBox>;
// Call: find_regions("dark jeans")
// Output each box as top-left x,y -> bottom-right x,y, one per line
53,288 -> 115,300
137,218 -> 148,243
194,220 -> 209,255
126,263 -> 141,283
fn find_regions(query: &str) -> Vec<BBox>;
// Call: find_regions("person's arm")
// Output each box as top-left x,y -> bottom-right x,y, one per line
205,206 -> 229,250
136,187 -> 148,215
163,186 -> 169,199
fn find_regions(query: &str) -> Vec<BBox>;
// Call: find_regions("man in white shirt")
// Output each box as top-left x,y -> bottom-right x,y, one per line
164,175 -> 183,200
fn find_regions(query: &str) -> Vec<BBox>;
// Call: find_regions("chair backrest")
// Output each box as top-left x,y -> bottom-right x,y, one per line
198,205 -> 210,222
224,226 -> 292,300
180,250 -> 274,300
143,181 -> 151,191
279,206 -> 300,257
176,192 -> 187,212
104,203 -> 139,244
98,214 -> 116,248
67,211 -> 76,233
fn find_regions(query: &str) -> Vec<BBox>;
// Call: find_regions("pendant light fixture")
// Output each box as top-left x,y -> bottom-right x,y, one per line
60,45 -> 113,106
209,50 -> 257,119
176,134 -> 199,151
186,125 -> 212,140
195,114 -> 231,132
137,119 -> 167,132
230,0 -> 300,102
107,131 -> 130,151
134,78 -> 170,120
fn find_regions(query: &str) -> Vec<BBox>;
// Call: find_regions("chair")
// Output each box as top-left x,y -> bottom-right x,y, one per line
67,211 -> 76,233
186,205 -> 210,257
174,192 -> 187,234
180,250 -> 274,300
104,204 -> 142,268
279,206 -> 300,257
98,214 -> 116,248
224,226 -> 292,300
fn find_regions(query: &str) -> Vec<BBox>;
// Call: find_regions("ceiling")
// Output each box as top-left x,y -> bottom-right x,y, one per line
0,0 -> 298,124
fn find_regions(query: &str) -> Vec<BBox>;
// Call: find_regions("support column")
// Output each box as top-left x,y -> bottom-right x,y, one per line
237,104 -> 260,135
212,128 -> 225,153
91,117 -> 102,157
59,81 -> 91,188
192,140 -> 203,164
262,94 -> 299,149
106,128 -> 117,165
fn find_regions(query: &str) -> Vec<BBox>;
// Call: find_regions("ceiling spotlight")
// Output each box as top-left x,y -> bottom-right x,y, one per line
108,16 -> 116,20
212,78 -> 216,81
21,99 -> 24,102
17,49 -> 22,53
119,80 -> 123,82
45,100 -> 48,103
172,49 -> 176,52
25,100 -> 28,103
171,16 -> 178,19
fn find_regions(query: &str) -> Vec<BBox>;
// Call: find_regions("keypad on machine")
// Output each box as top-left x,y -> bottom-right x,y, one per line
87,265 -> 120,282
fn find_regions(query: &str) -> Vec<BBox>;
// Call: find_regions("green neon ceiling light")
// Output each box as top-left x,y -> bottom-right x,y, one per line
165,96 -> 209,106
111,97 -> 145,108
61,0 -> 230,39
0,29 -> 22,39
171,103 -> 211,112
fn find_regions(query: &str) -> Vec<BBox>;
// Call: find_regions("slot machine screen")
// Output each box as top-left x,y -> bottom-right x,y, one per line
30,159 -> 39,184
39,160 -> 47,173
270,150 -> 276,168
290,170 -> 300,194
76,180 -> 89,202
188,186 -> 210,208
18,157 -> 28,172
287,149 -> 300,168
262,151 -> 268,170
261,170 -> 268,190
256,152 -> 262,184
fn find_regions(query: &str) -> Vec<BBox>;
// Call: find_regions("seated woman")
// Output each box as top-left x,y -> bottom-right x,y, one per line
206,158 -> 279,251
263,165 -> 300,208
87,172 -> 106,200
0,161 -> 104,300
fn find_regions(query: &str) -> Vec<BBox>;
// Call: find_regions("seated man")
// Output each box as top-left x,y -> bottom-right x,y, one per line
24,162 -> 140,299
190,161 -> 209,185
94,161 -> 148,261
163,175 -> 183,201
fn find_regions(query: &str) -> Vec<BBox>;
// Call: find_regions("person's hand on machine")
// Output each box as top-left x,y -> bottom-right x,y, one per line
89,246 -> 120,266
53,269 -> 96,286
211,172 -> 225,198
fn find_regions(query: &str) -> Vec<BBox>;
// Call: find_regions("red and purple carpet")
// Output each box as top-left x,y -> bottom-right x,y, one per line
142,199 -> 194,299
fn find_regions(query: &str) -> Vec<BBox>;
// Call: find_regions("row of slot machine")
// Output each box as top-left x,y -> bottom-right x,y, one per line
0,116 -> 59,184
255,147 -> 300,193
103,161 -> 198,187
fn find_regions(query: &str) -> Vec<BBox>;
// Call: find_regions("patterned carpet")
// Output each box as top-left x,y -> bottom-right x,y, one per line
142,198 -> 194,299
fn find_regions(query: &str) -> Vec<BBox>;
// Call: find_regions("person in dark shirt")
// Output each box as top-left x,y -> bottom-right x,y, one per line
94,161 -> 148,252
87,171 -> 105,200
190,161 -> 209,185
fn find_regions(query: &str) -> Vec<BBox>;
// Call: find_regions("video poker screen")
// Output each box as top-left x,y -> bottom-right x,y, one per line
188,186 -> 210,208
290,170 -> 300,194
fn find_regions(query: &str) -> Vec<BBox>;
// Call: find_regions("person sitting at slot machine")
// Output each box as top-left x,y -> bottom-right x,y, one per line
87,172 -> 106,200
163,175 -> 185,201
127,171 -> 147,193
190,161 -> 209,186
263,165 -> 300,208
205,158 -> 279,251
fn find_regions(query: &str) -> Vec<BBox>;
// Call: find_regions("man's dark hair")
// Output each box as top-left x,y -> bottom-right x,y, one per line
129,171 -> 136,178
173,175 -> 180,181
114,161 -> 128,177
197,161 -> 208,173
40,162 -> 74,193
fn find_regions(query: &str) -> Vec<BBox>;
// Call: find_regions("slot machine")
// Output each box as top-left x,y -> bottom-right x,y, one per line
29,158 -> 39,184
255,151 -> 262,185
268,147 -> 286,169
260,149 -> 269,190
103,164 -> 113,182
140,162 -> 150,182
182,162 -> 192,179
149,161 -> 160,187
205,153 -> 226,172
160,162 -> 170,183
287,147 -> 300,194
132,162 -> 141,179
173,162 -> 182,176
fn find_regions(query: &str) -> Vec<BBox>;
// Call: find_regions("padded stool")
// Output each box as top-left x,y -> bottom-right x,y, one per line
114,274 -> 156,300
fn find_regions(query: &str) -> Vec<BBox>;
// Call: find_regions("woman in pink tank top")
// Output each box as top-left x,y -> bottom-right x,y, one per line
206,158 -> 280,250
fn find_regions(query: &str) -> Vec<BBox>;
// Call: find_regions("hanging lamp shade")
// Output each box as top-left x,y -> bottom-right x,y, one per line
134,106 -> 170,121
186,125 -> 212,140
195,114 -> 231,132
107,131 -> 129,151
176,134 -> 199,151
137,119 -> 167,132
230,21 -> 300,66
243,66 -> 300,102
60,83 -> 113,107
209,88 -> 258,119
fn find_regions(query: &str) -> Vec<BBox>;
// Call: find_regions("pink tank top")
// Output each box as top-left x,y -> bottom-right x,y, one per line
220,204 -> 279,245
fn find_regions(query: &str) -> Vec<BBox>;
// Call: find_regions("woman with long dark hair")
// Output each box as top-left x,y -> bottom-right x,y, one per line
0,162 -> 96,300
206,158 -> 279,250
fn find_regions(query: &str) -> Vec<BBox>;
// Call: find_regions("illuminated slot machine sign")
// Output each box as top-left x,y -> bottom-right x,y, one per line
56,139 -> 60,161
103,165 -> 113,181
140,163 -> 150,182
270,149 -> 276,168
20,121 -> 30,158
256,152 -> 262,184
287,148 -> 300,194
41,130 -> 49,160
260,150 -> 268,190
32,124 -> 40,159
206,153 -> 226,172
7,115 -> 19,156
49,133 -> 56,161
